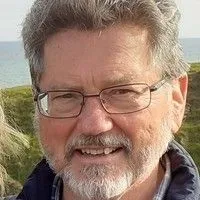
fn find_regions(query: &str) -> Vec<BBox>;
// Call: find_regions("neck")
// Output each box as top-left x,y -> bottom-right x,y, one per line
62,163 -> 165,200
116,163 -> 165,200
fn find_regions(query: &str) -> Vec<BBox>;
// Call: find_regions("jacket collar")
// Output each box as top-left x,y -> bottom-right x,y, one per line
165,141 -> 200,199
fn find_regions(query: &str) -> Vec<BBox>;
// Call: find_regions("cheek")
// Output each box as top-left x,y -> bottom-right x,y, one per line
39,116 -> 76,155
114,108 -> 169,146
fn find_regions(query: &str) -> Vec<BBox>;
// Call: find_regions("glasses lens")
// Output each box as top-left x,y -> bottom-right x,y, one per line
100,84 -> 150,113
38,91 -> 83,118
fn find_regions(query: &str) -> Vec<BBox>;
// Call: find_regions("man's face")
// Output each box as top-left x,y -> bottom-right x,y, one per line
38,25 -> 181,199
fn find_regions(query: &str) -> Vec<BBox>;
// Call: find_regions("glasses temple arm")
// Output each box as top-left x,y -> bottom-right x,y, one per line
150,79 -> 167,92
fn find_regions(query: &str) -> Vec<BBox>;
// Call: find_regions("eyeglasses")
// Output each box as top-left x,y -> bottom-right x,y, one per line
34,78 -> 167,119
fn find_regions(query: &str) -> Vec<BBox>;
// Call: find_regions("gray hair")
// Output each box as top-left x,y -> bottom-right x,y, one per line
21,0 -> 189,91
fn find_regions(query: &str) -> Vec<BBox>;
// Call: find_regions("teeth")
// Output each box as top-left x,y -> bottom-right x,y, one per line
80,148 -> 116,155
104,148 -> 113,155
86,149 -> 90,154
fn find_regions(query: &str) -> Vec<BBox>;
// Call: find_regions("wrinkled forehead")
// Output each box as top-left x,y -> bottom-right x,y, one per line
43,24 -> 151,62
41,25 -> 161,90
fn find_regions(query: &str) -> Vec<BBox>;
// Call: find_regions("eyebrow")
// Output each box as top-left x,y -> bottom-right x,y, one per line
102,73 -> 142,86
47,84 -> 84,91
44,73 -> 141,91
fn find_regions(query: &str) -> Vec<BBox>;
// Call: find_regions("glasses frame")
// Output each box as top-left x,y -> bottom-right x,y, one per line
34,78 -> 167,119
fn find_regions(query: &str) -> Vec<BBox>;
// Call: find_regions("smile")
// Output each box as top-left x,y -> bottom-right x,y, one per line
77,147 -> 119,155
70,146 -> 125,165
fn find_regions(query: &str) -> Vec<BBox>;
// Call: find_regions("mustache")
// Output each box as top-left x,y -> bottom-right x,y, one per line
65,133 -> 133,161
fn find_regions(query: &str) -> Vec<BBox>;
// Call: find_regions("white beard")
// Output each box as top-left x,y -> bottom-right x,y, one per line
63,164 -> 133,200
61,118 -> 173,200
37,113 -> 173,200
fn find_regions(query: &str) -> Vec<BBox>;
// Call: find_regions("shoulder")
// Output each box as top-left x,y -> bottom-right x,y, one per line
16,159 -> 56,200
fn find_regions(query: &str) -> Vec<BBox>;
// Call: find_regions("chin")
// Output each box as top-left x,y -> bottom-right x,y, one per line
61,163 -> 133,200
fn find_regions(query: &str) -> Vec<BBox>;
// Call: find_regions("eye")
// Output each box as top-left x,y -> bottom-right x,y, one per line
55,93 -> 74,99
110,88 -> 135,95
51,92 -> 80,101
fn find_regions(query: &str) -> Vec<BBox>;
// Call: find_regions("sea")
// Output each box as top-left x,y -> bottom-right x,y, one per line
0,39 -> 200,89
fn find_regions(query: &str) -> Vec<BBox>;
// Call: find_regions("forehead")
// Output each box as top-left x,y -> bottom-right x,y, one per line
41,25 -> 158,90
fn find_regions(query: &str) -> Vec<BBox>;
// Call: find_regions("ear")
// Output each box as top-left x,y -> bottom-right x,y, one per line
171,74 -> 188,134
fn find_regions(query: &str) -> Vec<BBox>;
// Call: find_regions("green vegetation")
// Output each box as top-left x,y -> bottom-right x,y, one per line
1,86 -> 42,195
1,63 -> 200,195
176,63 -> 200,168
2,86 -> 35,134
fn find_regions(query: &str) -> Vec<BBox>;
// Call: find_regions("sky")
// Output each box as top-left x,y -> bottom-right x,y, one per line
0,0 -> 200,41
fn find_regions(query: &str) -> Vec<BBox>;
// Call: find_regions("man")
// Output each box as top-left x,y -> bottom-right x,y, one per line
17,0 -> 200,199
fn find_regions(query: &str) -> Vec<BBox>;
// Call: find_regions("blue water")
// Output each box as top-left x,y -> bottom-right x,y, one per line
0,41 -> 31,89
0,39 -> 200,89
180,38 -> 200,63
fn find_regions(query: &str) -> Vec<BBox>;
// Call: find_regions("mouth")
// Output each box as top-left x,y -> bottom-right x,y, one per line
70,146 -> 124,164
76,147 -> 123,156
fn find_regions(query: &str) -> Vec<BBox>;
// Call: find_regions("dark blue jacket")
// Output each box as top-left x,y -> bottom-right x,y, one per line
16,141 -> 200,200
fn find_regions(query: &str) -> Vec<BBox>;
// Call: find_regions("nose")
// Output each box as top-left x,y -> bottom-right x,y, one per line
75,97 -> 114,135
